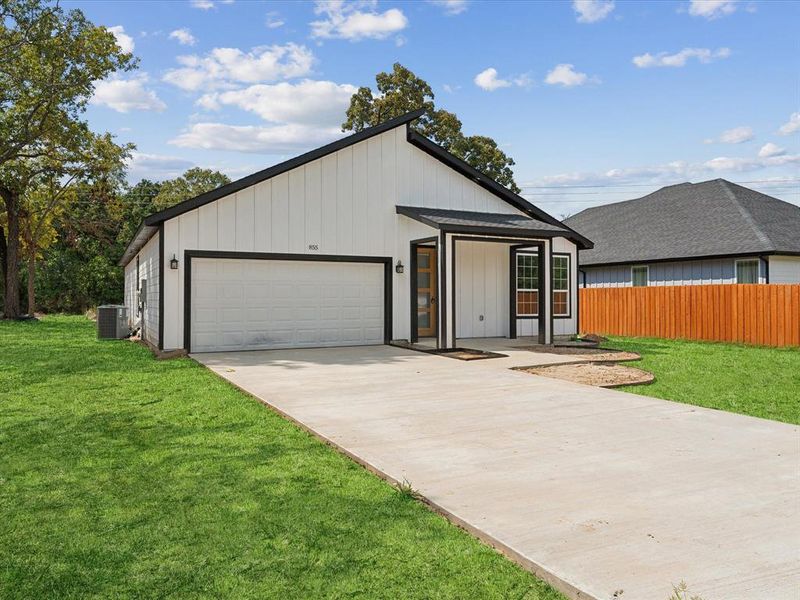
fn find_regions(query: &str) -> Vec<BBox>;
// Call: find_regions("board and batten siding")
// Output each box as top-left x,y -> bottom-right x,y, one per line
159,125 -> 549,350
769,255 -> 800,284
581,256 -> 766,288
454,240 -> 509,339
123,230 -> 160,346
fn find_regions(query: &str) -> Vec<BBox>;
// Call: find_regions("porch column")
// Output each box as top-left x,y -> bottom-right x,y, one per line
439,232 -> 456,349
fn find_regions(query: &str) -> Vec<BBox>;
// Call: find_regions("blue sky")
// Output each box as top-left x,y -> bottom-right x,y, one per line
73,0 -> 799,214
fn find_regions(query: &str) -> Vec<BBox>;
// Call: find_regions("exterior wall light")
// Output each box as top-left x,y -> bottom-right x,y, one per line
395,260 -> 404,274
170,254 -> 179,270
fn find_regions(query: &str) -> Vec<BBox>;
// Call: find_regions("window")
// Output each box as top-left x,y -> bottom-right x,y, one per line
516,253 -> 538,316
552,255 -> 570,317
632,265 -> 648,287
736,259 -> 759,284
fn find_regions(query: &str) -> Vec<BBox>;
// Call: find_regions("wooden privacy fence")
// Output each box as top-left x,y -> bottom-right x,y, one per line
579,284 -> 800,347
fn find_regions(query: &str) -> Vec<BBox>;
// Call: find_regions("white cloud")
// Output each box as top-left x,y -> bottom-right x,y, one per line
544,64 -> 594,87
127,152 -> 195,181
688,0 -> 737,19
573,0 -> 615,23
197,80 -> 357,125
526,151 -> 800,189
778,112 -> 800,135
758,143 -> 786,158
169,28 -> 196,46
163,43 -> 315,91
474,68 -> 511,91
91,75 -> 166,113
107,25 -> 134,54
473,68 -> 533,91
633,47 -> 730,68
191,0 -> 215,9
265,11 -> 285,28
170,122 -> 344,154
310,1 -> 408,41
707,126 -> 754,144
429,0 -> 468,15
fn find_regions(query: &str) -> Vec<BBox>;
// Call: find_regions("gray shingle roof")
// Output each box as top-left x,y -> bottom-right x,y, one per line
564,179 -> 800,266
396,206 -> 570,236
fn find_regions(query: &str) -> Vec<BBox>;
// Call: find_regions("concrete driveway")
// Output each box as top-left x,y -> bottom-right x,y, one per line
194,345 -> 799,600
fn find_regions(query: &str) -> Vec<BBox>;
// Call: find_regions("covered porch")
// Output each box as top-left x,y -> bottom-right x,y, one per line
399,206 -> 578,350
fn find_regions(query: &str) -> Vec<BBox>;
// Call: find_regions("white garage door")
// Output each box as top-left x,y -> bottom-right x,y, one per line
191,258 -> 385,352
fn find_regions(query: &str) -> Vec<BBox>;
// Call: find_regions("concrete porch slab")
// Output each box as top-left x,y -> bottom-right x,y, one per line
193,345 -> 800,600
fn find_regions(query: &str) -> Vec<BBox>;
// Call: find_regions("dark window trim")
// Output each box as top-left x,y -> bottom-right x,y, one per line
509,242 -> 546,344
182,250 -> 393,353
136,255 -> 140,290
735,258 -> 760,284
552,252 -> 572,319
514,251 -> 541,318
409,236 -> 439,345
631,264 -> 649,288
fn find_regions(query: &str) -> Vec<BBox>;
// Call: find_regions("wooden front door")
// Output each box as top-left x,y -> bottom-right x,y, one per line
416,247 -> 437,337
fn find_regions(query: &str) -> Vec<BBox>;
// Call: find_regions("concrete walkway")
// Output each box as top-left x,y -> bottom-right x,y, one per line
194,345 -> 800,600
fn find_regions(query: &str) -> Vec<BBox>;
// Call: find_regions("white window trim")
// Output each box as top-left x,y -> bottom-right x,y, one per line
631,265 -> 649,287
516,253 -> 539,317
552,254 -> 570,317
735,258 -> 760,284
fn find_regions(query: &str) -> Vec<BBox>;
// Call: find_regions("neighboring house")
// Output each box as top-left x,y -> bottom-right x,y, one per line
565,179 -> 800,288
120,110 -> 592,353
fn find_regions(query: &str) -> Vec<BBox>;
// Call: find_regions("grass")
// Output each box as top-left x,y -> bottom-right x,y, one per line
605,336 -> 800,425
0,316 -> 562,600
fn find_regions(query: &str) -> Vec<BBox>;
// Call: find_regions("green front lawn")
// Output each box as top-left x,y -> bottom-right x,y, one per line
0,316 -> 561,599
606,336 -> 800,425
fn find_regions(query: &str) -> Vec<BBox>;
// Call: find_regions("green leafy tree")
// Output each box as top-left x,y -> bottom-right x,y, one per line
342,63 -> 520,193
0,0 -> 134,317
152,168 -> 231,211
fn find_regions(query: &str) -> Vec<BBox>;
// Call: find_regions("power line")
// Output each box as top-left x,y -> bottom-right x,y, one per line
521,178 -> 800,190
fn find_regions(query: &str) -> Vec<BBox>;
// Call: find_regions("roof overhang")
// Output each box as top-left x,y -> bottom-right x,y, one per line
396,205 -> 574,241
118,221 -> 157,267
404,128 -> 593,249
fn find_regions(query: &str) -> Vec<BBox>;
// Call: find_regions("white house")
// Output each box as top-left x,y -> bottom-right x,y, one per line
120,110 -> 592,353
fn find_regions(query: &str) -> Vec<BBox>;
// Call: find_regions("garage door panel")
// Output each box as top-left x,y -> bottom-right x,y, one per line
191,258 -> 385,352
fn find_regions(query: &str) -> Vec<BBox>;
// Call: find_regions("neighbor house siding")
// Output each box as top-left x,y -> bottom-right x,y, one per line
123,230 -> 160,346
581,256 -> 766,288
768,255 -> 800,283
159,126 -> 532,350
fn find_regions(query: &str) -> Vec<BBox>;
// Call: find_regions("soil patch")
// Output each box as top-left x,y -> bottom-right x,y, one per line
521,346 -> 641,362
522,362 -> 654,388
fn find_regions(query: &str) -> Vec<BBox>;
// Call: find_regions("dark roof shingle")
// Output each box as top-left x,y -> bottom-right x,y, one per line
396,206 -> 569,236
564,179 -> 800,266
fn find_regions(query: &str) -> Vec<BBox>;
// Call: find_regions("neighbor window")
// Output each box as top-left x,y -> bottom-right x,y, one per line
516,253 -> 538,316
632,265 -> 649,287
736,259 -> 759,284
552,255 -> 570,317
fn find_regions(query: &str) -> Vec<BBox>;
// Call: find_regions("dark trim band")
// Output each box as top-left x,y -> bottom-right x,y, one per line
182,250 -> 393,353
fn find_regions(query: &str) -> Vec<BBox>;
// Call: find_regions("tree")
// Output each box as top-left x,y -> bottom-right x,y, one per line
152,168 -> 231,211
14,133 -> 130,314
342,63 -> 520,193
0,0 -> 134,317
